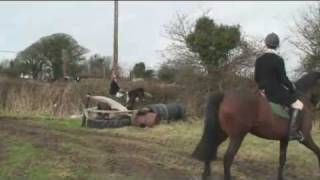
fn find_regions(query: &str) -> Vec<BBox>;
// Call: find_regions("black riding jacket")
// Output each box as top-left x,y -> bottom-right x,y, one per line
254,52 -> 297,106
109,79 -> 120,96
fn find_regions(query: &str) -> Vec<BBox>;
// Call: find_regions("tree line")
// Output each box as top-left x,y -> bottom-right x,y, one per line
1,3 -> 319,82
0,33 -> 155,81
0,33 -> 110,80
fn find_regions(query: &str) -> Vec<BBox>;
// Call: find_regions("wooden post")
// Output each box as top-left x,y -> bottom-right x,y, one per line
103,58 -> 106,79
112,0 -> 119,78
62,49 -> 68,78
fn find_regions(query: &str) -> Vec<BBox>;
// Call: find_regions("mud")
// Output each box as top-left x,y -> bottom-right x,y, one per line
0,117 -> 197,180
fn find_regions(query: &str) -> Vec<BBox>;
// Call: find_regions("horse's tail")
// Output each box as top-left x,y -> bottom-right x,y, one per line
192,92 -> 227,162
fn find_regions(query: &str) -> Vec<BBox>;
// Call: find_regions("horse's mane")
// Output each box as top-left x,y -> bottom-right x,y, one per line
295,72 -> 320,93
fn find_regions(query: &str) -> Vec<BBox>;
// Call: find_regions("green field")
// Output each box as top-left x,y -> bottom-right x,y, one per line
0,115 -> 319,180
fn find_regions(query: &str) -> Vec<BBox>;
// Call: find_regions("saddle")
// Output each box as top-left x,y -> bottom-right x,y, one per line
256,89 -> 290,119
269,102 -> 290,119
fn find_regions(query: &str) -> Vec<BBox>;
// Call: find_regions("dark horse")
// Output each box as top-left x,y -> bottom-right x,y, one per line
126,87 -> 152,110
192,72 -> 320,180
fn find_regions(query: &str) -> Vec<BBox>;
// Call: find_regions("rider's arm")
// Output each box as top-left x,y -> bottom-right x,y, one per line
254,73 -> 265,90
254,59 -> 264,89
275,57 -> 295,92
254,67 -> 258,83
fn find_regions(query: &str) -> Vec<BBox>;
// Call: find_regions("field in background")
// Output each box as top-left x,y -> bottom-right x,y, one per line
0,115 -> 319,180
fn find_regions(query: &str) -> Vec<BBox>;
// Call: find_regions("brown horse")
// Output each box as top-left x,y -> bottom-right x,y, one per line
192,72 -> 320,180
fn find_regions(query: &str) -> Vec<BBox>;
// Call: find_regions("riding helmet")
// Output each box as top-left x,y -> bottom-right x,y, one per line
265,32 -> 280,49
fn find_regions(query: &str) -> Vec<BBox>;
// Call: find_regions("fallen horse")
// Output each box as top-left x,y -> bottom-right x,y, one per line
81,95 -> 186,129
132,103 -> 186,127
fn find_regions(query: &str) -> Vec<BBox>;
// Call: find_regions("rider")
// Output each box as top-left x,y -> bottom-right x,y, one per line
109,73 -> 121,97
254,32 -> 304,141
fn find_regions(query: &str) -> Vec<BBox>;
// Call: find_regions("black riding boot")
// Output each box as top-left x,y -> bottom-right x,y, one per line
288,108 -> 304,142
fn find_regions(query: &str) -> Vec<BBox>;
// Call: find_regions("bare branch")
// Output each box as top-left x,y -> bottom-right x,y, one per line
291,2 -> 320,74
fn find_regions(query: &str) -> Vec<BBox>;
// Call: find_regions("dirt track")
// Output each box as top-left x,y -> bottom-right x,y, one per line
0,117 -> 319,180
0,117 -> 200,180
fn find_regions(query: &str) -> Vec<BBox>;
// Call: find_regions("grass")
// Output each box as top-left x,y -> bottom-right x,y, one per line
0,135 -> 64,180
0,114 -> 319,180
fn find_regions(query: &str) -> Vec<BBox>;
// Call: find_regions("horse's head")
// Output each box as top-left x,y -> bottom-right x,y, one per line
295,72 -> 320,107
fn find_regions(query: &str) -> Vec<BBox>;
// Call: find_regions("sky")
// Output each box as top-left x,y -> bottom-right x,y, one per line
0,1 -> 316,75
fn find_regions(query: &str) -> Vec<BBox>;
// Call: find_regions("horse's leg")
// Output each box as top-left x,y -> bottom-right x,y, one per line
277,139 -> 289,180
213,133 -> 228,160
300,134 -> 320,168
200,134 -> 228,180
202,161 -> 211,180
224,135 -> 245,180
127,96 -> 135,110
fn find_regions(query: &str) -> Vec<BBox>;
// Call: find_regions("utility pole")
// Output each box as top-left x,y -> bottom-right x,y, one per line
112,0 -> 119,78
62,49 -> 68,78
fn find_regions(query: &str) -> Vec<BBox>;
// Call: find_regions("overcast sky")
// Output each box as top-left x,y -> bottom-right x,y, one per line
0,1 -> 315,74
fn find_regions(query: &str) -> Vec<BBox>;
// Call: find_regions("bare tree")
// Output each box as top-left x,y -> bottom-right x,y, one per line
291,2 -> 320,74
224,36 -> 265,78
85,54 -> 112,78
161,13 -> 202,69
161,12 -> 263,78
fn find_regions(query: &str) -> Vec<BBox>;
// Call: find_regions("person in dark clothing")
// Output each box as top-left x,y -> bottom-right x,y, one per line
254,32 -> 304,141
109,74 -> 120,96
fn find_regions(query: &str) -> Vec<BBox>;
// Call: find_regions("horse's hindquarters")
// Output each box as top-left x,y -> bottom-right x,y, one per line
218,90 -> 258,137
218,89 -> 290,140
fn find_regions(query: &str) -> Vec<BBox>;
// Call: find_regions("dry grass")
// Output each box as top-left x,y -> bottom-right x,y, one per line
0,77 -> 182,117
0,77 -> 108,117
0,73 -> 304,120
0,116 -> 319,180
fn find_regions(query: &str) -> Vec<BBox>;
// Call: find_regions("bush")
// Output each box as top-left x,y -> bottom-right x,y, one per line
157,64 -> 176,83
0,77 -> 181,117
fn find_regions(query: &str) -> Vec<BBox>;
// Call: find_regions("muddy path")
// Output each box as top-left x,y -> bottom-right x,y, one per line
0,117 -> 319,180
0,117 -> 200,180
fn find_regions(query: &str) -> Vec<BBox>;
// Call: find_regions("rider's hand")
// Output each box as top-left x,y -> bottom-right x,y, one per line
259,90 -> 266,98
